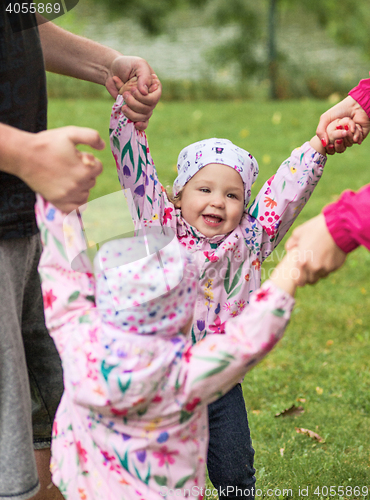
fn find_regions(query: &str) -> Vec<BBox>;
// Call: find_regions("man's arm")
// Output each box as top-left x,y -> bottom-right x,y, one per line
37,18 -> 160,130
0,123 -> 104,213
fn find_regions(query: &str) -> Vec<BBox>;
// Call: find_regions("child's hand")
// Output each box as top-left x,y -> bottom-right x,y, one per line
113,74 -> 160,96
316,95 -> 370,152
112,74 -> 162,129
269,249 -> 307,297
309,117 -> 363,155
325,117 -> 364,155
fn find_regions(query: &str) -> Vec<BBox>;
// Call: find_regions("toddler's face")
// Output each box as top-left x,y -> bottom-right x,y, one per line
177,163 -> 245,238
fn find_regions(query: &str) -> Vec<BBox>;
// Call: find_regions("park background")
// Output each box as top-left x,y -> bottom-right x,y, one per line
49,1 -> 370,498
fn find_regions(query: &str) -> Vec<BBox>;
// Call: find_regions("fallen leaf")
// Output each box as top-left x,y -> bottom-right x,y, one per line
272,111 -> 282,125
316,386 -> 324,395
326,339 -> 334,347
297,398 -> 306,403
279,448 -> 284,457
275,405 -> 304,418
262,154 -> 271,165
252,410 -> 261,416
295,427 -> 325,443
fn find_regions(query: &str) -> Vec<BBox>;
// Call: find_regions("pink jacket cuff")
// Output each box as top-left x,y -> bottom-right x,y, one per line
322,184 -> 370,253
348,76 -> 370,118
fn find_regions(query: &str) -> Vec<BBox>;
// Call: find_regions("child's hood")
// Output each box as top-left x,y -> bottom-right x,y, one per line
94,228 -> 196,337
174,138 -> 259,208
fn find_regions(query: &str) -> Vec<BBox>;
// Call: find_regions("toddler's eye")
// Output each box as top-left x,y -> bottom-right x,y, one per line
200,188 -> 210,193
227,193 -> 237,199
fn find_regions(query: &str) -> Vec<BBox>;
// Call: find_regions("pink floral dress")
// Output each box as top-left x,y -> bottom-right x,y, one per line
35,195 -> 294,500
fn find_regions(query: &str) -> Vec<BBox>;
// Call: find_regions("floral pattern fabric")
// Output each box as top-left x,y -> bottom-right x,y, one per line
35,195 -> 295,500
110,95 -> 326,343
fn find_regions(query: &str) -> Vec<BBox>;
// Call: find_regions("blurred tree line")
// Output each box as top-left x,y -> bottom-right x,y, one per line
84,0 -> 370,99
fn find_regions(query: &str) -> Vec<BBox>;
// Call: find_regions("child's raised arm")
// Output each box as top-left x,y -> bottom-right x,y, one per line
247,116 -> 363,263
109,75 -> 175,228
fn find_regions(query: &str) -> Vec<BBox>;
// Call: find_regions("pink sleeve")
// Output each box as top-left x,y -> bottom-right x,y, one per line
177,281 -> 295,408
322,184 -> 370,253
35,195 -> 101,358
110,96 -> 176,230
348,77 -> 370,118
248,142 -> 326,261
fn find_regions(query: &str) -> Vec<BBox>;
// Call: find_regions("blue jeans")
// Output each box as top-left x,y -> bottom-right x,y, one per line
207,383 -> 256,499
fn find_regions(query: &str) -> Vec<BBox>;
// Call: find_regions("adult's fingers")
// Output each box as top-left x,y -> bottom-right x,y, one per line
353,124 -> 364,144
65,126 -> 105,151
316,97 -> 358,147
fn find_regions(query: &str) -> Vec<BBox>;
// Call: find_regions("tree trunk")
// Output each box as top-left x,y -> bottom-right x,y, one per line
268,0 -> 278,99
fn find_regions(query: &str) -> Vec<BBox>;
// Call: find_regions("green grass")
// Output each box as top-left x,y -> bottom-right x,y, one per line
48,96 -> 370,498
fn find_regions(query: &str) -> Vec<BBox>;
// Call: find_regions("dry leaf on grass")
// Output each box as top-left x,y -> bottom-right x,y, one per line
295,427 -> 325,443
275,405 -> 304,418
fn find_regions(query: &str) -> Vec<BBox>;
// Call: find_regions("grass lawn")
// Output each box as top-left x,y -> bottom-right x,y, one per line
49,97 -> 370,499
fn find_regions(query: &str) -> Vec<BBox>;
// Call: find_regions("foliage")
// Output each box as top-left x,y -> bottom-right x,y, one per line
86,0 -> 206,35
87,0 -> 370,98
282,0 -> 370,54
206,0 -> 263,78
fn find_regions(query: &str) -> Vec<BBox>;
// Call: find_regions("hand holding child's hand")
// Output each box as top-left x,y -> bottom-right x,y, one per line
325,117 -> 364,155
113,74 -> 162,130
310,117 -> 363,155
285,214 -> 347,284
317,95 -> 370,153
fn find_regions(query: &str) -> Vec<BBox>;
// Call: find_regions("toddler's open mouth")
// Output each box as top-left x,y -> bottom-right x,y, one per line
202,214 -> 223,226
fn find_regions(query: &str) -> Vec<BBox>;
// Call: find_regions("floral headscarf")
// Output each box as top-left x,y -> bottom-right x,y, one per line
173,138 -> 259,207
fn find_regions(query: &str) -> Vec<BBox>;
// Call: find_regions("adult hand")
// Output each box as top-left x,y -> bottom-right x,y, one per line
106,56 -> 161,131
316,96 -> 370,153
285,214 -> 347,285
19,126 -> 104,213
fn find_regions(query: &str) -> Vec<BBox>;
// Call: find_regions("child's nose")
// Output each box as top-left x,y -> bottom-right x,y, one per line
211,195 -> 225,208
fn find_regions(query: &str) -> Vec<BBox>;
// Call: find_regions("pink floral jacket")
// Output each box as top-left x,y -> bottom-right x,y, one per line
35,195 -> 294,500
110,95 -> 326,343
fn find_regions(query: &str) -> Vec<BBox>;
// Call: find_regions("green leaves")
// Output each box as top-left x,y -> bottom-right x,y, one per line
101,360 -> 119,382
154,475 -> 167,486
224,257 -> 244,299
114,448 -> 129,472
112,134 -> 121,152
53,235 -> 68,261
67,291 -> 80,303
121,139 -> 134,170
175,475 -> 193,488
118,375 -> 131,394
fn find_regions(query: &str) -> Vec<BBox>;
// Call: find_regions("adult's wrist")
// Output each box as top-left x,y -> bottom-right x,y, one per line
348,77 -> 370,119
0,124 -> 31,179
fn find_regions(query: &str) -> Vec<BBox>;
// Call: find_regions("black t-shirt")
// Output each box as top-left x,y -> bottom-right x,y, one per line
0,7 -> 47,239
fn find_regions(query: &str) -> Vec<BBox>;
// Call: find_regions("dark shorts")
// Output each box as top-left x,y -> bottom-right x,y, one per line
0,234 -> 63,499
